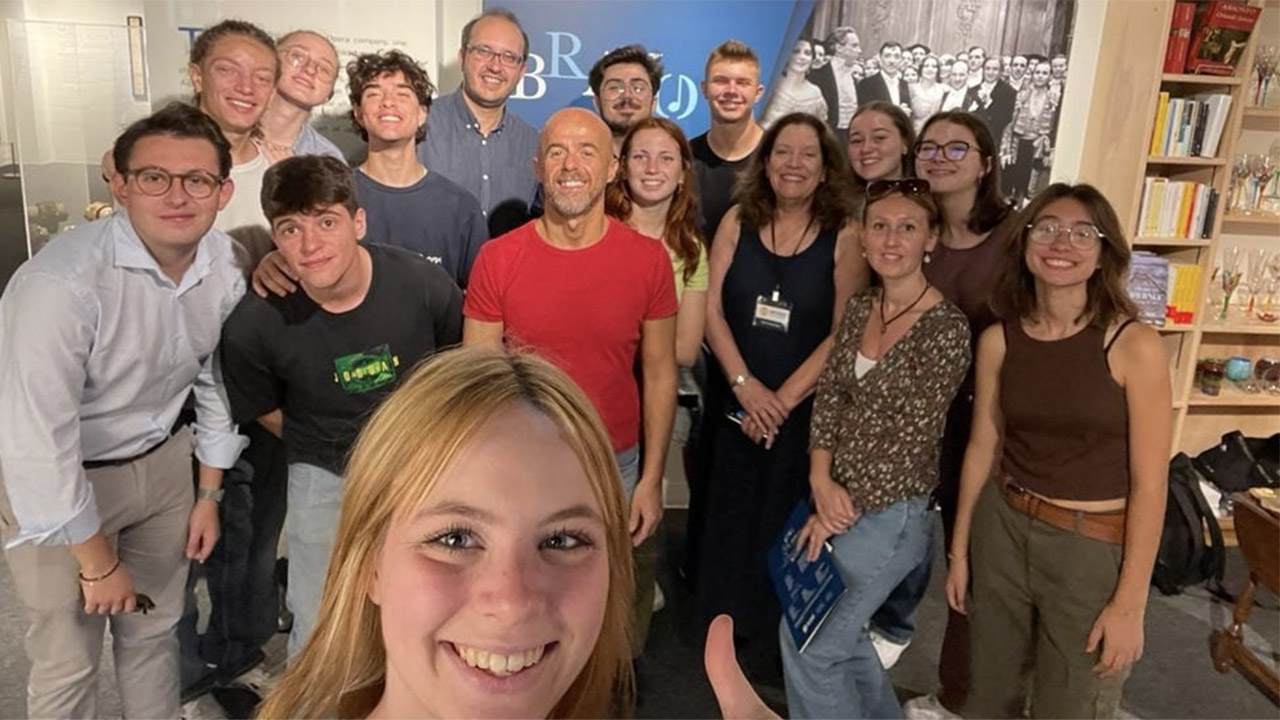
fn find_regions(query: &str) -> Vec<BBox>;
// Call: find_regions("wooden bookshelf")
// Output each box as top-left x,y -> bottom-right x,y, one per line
1077,0 -> 1280,457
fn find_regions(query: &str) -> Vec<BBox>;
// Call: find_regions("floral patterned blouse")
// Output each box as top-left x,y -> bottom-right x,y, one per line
810,289 -> 972,511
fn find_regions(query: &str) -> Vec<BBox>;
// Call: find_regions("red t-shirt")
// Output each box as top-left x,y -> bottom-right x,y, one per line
464,218 -> 678,450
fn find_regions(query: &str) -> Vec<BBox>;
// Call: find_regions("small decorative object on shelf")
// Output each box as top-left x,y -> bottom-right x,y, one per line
1199,357 -> 1227,395
1228,152 -> 1279,216
1218,246 -> 1244,321
1252,45 -> 1278,107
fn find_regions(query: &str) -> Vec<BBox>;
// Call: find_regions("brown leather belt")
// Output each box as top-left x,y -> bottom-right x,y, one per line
998,475 -> 1126,545
83,435 -> 170,470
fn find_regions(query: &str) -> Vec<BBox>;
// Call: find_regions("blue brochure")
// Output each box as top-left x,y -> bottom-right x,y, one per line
767,499 -> 848,654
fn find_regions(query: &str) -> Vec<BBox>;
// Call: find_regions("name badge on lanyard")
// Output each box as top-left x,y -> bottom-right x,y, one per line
753,287 -> 792,333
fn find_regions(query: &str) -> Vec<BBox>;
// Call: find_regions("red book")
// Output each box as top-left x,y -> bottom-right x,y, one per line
1186,1 -> 1262,76
1164,2 -> 1197,74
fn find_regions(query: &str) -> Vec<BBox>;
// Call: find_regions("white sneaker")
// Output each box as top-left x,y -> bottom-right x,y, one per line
181,696 -> 228,720
869,628 -> 911,669
652,581 -> 666,612
903,693 -> 961,719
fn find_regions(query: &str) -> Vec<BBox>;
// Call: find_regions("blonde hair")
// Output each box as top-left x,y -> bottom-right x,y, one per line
257,348 -> 635,719
704,39 -> 759,78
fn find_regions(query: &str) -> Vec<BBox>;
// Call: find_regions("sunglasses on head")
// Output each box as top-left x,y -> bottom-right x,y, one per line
866,178 -> 932,202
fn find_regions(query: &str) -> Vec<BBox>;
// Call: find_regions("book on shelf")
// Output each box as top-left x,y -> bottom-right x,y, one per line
1147,92 -> 1232,157
1164,2 -> 1197,74
1138,177 -> 1219,238
1165,263 -> 1202,324
1129,253 -> 1170,326
1186,0 -> 1262,76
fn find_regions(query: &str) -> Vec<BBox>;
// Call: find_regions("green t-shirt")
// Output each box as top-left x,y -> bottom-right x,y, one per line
670,243 -> 709,302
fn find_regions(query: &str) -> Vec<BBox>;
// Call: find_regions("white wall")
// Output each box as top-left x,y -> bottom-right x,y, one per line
1050,0 -> 1109,185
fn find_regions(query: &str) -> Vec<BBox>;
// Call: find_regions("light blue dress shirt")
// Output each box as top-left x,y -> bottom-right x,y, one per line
0,214 -> 247,548
292,122 -> 346,163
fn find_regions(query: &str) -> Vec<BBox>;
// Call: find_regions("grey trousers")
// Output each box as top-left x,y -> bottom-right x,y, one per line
0,429 -> 194,719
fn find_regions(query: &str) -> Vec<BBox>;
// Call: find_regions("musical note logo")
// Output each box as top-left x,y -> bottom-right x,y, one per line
655,72 -> 698,121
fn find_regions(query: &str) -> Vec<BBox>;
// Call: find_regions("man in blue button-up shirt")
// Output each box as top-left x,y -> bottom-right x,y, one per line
0,104 -> 246,719
418,8 -> 540,237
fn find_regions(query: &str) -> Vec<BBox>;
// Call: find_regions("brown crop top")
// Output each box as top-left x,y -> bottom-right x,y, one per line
999,319 -> 1134,501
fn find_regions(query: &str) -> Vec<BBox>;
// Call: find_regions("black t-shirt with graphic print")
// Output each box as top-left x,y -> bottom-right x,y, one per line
221,243 -> 463,474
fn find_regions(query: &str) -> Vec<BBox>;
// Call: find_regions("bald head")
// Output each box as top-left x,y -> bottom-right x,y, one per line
537,108 -> 616,220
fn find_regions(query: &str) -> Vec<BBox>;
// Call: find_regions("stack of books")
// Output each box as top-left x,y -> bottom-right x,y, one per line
1149,92 -> 1233,158
1125,254 -> 1203,327
1137,177 -> 1220,239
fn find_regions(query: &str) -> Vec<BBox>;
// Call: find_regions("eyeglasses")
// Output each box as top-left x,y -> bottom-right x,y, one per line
466,44 -> 525,69
602,79 -> 653,99
123,167 -> 224,199
1027,218 -> 1105,250
866,178 -> 932,202
915,140 -> 977,162
281,47 -> 337,82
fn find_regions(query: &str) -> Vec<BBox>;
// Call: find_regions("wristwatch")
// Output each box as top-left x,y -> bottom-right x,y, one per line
196,487 -> 225,503
732,373 -> 750,388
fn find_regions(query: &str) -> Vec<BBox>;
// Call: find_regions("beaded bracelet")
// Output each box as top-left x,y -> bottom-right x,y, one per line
78,558 -> 121,584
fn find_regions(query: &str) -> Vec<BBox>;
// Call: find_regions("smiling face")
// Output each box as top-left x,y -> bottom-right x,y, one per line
1024,197 -> 1101,289
1010,55 -> 1028,80
983,57 -> 1002,84
111,134 -> 233,259
863,193 -> 937,281
353,70 -> 428,145
787,39 -> 815,77
276,32 -> 339,110
596,62 -> 655,136
848,110 -> 906,182
369,403 -> 610,720
538,109 -> 616,219
270,204 -> 367,293
459,15 -> 526,110
625,127 -> 683,207
903,66 -> 919,84
702,59 -> 763,124
1051,56 -> 1068,79
948,60 -> 969,89
1032,61 -> 1052,88
921,56 -> 939,81
767,121 -> 824,203
915,120 -> 988,195
190,34 -> 277,135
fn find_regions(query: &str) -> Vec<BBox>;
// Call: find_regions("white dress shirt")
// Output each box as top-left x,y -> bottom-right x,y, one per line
0,214 -> 247,547
830,57 -> 860,130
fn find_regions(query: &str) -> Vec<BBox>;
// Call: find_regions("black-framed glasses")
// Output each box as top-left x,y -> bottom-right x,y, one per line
466,44 -> 525,69
1027,218 -> 1105,250
281,46 -> 337,82
123,167 -> 224,199
866,178 -> 932,202
915,140 -> 977,162
602,79 -> 653,99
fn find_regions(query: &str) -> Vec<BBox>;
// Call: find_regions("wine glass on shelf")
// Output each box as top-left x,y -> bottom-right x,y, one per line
1259,252 -> 1280,323
1245,249 -> 1272,318
1254,45 -> 1278,106
1218,246 -> 1243,322
1231,154 -> 1253,214
1251,155 -> 1276,216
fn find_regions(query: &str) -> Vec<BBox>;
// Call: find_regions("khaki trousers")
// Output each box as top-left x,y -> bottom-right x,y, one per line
0,428 -> 194,719
967,481 -> 1129,719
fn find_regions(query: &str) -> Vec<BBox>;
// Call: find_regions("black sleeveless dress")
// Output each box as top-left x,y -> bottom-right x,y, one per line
695,223 -> 836,666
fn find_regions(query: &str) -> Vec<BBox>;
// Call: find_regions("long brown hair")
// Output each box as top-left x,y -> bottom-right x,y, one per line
605,117 -> 703,284
916,111 -> 1010,234
736,112 -> 854,232
256,348 -> 634,719
991,183 -> 1138,328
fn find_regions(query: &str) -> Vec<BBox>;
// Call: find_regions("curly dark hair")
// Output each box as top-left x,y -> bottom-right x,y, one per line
346,50 -> 435,143
735,112 -> 854,233
990,183 -> 1138,328
188,19 -> 278,107
588,44 -> 664,97
605,117 -> 703,285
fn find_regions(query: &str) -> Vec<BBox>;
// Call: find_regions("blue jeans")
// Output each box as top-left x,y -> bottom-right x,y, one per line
781,496 -> 933,719
284,462 -> 344,658
870,530 -> 936,644
179,424 -> 288,690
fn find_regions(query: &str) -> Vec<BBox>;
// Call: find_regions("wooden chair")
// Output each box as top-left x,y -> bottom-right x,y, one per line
1210,492 -> 1279,704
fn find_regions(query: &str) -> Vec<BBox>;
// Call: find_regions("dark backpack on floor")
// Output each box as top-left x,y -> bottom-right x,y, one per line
1152,453 -> 1226,596
1193,431 -> 1280,493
